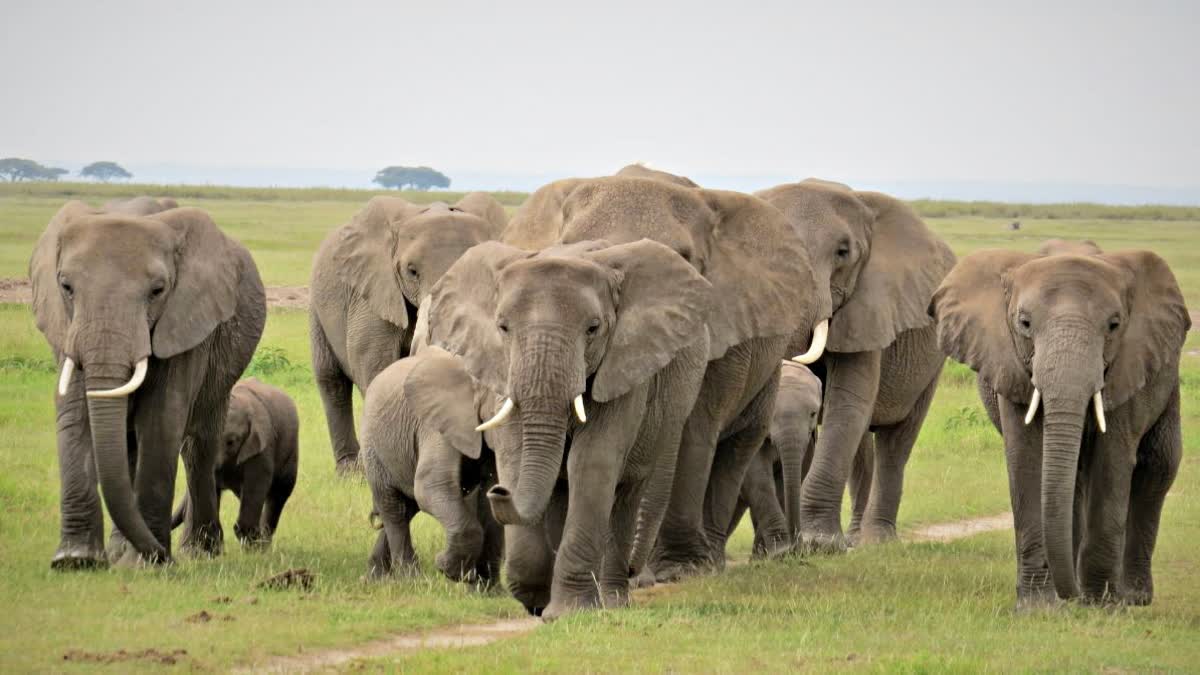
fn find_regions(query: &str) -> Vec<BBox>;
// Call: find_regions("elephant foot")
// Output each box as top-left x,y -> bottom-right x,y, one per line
1120,580 -> 1153,606
336,457 -> 363,477
855,524 -> 899,546
51,541 -> 108,571
630,566 -> 657,589
541,594 -> 603,622
234,525 -> 271,551
799,530 -> 848,555
1015,585 -> 1062,612
179,522 -> 225,558
436,551 -> 483,584
652,555 -> 717,583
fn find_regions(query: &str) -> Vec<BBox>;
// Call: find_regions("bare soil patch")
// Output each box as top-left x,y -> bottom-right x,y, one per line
63,648 -> 189,666
909,512 -> 1014,542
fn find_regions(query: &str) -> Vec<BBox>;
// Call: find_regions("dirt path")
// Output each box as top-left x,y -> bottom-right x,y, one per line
0,277 -> 311,310
244,511 -> 1014,672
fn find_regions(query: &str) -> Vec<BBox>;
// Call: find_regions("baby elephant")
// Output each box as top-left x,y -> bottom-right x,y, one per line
361,347 -> 507,586
172,378 -> 299,548
729,361 -> 822,557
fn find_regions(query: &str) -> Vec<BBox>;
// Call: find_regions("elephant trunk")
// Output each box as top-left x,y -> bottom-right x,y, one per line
1032,327 -> 1102,600
774,424 -> 811,540
488,397 -> 570,526
85,371 -> 167,562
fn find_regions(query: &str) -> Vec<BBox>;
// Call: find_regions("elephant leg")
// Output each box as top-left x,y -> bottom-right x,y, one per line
310,315 -> 361,474
505,523 -> 554,616
367,530 -> 393,578
51,377 -> 107,570
234,460 -> 272,549
414,442 -> 484,582
1077,426 -> 1134,604
998,395 -> 1054,607
374,485 -> 419,577
726,499 -> 749,544
701,371 -> 780,567
846,433 -> 874,542
260,463 -> 297,544
861,368 -> 940,544
799,349 -> 881,554
739,442 -> 790,558
600,482 -> 642,609
1122,391 -> 1181,606
474,485 -> 505,588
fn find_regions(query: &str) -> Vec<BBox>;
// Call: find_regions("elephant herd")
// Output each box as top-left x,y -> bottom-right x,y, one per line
28,172 -> 1188,620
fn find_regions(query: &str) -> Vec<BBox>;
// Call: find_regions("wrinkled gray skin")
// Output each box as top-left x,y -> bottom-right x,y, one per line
170,378 -> 298,548
1037,238 -> 1102,257
309,193 -> 507,474
429,239 -> 714,620
30,202 -> 265,567
103,196 -> 180,215
503,170 -> 817,583
727,362 -> 822,557
931,249 -> 1188,606
755,180 -> 956,551
361,347 -> 510,586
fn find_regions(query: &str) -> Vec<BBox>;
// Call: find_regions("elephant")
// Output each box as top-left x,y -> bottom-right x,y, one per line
427,238 -> 715,619
309,192 -> 507,474
360,347 -> 509,586
755,179 -> 956,551
501,170 -> 818,581
930,248 -> 1189,606
1037,238 -> 1102,256
29,201 -> 265,567
614,163 -> 700,188
102,196 -> 180,215
170,378 -> 298,549
727,361 -> 822,557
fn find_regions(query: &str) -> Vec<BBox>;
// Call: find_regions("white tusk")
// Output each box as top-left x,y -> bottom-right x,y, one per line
58,357 -> 75,397
476,398 -> 514,432
573,394 -> 587,424
86,358 -> 149,399
1023,388 -> 1041,425
791,319 -> 828,365
1092,391 -> 1107,434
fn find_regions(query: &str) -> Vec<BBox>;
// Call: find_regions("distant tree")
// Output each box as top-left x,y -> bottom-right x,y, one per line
0,157 -> 67,182
80,161 -> 133,182
373,165 -> 451,191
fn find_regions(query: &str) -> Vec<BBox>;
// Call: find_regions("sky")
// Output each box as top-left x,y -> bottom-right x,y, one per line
2,1 -> 1198,198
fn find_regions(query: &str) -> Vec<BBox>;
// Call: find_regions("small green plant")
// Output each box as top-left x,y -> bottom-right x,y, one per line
944,405 -> 989,431
0,356 -> 55,373
246,346 -> 297,376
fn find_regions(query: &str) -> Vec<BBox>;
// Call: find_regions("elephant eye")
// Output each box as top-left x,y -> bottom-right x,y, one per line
497,320 -> 509,334
586,318 -> 601,337
149,285 -> 165,299
406,264 -> 419,279
836,240 -> 851,259
1108,316 -> 1121,333
60,281 -> 74,298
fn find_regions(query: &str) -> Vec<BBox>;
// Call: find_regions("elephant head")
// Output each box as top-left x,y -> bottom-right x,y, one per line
220,380 -> 275,468
774,361 -> 823,534
428,239 -> 712,526
30,201 -> 244,561
505,175 -> 817,361
756,180 -> 957,358
614,163 -> 700,188
1037,238 -> 1102,256
930,249 -> 1189,598
102,196 -> 179,216
331,193 -> 506,329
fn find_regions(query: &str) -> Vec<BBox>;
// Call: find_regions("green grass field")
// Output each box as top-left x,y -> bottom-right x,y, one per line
0,184 -> 1197,671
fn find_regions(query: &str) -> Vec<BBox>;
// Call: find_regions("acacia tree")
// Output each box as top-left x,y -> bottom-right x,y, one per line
373,166 -> 451,191
0,158 -> 68,182
80,161 -> 133,182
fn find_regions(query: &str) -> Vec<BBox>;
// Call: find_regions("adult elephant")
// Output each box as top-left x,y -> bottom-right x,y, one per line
428,239 -> 713,619
309,193 -> 507,474
30,201 -> 265,567
503,172 -> 818,580
103,196 -> 180,215
930,249 -> 1188,605
1037,238 -> 1102,256
756,180 -> 956,550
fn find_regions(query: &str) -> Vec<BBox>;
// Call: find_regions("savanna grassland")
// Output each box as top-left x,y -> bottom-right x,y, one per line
0,182 -> 1197,672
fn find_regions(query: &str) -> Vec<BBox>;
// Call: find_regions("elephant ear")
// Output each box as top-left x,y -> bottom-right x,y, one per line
1100,251 -> 1190,410
501,178 -> 587,249
829,192 -> 957,353
332,197 -> 418,328
583,239 -> 712,402
151,208 -> 241,358
427,241 -> 535,396
29,201 -> 93,352
700,190 -> 816,361
453,192 -> 509,235
403,347 -> 482,459
236,382 -> 276,465
930,249 -> 1037,402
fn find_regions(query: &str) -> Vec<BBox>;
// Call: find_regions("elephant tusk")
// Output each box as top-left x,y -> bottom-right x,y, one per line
87,358 -> 149,399
1023,388 -> 1041,425
573,394 -> 587,424
791,319 -> 828,365
58,357 -> 75,397
1093,391 -> 1107,434
476,398 -> 515,432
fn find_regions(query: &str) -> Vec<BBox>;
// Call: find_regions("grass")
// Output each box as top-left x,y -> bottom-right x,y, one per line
0,184 -> 1198,671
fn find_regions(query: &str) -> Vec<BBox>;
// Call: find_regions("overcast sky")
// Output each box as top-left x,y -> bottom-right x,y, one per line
2,0 -> 1197,189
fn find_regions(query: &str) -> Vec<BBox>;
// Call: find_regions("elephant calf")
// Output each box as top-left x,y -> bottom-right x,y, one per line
361,347 -> 508,586
171,378 -> 299,548
728,361 -> 822,557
